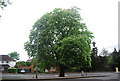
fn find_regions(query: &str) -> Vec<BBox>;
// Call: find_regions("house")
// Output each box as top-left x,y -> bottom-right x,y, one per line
17,65 -> 34,73
0,55 -> 16,71
26,59 -> 32,62
44,66 -> 59,73
16,61 -> 34,73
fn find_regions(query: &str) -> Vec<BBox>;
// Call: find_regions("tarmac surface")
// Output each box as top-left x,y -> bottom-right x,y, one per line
1,72 -> 120,81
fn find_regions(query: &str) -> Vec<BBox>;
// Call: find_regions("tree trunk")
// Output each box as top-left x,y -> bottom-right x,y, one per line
59,66 -> 65,77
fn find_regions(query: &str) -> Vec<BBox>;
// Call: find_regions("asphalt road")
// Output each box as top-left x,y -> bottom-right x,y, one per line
37,79 -> 118,81
1,72 -> 120,81
1,78 -> 119,81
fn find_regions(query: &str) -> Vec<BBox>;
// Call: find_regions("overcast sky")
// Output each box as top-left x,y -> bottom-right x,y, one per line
0,0 -> 119,61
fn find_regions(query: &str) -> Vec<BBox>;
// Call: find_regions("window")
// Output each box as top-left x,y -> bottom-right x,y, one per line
6,61 -> 9,63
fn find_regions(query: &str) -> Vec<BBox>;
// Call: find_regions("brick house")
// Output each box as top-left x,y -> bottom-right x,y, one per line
16,60 -> 34,73
17,65 -> 34,73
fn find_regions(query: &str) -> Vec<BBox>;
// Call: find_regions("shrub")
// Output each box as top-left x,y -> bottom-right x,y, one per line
8,68 -> 17,73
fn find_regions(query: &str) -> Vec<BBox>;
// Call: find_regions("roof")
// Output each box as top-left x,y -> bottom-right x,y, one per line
17,66 -> 32,69
0,55 -> 16,61
26,59 -> 32,62
17,61 -> 25,63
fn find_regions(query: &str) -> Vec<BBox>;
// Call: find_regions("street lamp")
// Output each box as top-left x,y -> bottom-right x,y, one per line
35,24 -> 43,79
35,42 -> 38,79
35,28 -> 39,79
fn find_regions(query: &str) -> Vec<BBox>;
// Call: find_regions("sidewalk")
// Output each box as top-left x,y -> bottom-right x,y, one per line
1,72 -> 119,81
1,75 -> 110,81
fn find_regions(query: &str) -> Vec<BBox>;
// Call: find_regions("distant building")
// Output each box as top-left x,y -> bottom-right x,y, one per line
0,55 -> 16,71
17,65 -> 34,73
45,67 -> 59,73
26,59 -> 32,62
16,60 -> 34,73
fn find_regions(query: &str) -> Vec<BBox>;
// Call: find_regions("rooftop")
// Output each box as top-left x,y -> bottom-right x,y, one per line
0,55 -> 16,61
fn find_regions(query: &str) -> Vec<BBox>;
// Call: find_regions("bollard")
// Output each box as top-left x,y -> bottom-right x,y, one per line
81,71 -> 84,77
33,76 -> 34,78
116,67 -> 119,73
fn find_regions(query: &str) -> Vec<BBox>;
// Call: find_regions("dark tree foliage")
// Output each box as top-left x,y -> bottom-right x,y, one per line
91,44 -> 110,71
108,48 -> 120,71
91,47 -> 120,72
0,0 -> 11,9
90,41 -> 98,71
16,61 -> 31,67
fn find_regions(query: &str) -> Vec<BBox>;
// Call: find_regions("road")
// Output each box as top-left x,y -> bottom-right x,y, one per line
40,79 -> 118,81
1,72 -> 120,81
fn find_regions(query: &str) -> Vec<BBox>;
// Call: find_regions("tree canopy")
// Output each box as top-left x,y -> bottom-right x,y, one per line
8,51 -> 20,60
0,0 -> 11,9
0,0 -> 11,18
108,48 -> 120,70
24,7 -> 93,77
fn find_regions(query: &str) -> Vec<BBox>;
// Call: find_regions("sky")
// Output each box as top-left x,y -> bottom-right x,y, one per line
0,0 -> 119,61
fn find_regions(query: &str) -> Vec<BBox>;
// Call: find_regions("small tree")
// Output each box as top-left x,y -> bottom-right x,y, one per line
8,51 -> 20,60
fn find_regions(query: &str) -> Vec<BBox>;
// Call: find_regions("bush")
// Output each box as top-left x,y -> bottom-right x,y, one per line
8,68 -> 17,73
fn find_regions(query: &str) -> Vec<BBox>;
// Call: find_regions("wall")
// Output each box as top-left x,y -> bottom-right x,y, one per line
9,61 -> 16,68
0,61 -> 16,68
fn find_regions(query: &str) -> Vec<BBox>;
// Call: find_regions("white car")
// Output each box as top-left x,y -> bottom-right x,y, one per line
21,69 -> 25,73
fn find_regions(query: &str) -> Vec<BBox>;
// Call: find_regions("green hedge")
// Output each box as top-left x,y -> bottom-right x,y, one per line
8,68 -> 17,73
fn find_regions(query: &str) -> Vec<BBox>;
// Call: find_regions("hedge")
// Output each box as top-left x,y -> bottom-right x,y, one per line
8,68 -> 17,73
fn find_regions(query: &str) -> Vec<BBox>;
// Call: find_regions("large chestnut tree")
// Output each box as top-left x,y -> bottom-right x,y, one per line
24,7 -> 93,77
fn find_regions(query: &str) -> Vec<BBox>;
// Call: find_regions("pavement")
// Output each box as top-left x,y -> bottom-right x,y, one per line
1,72 -> 120,81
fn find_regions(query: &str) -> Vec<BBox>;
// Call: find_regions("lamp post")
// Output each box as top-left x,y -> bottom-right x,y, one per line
35,67 -> 38,79
35,24 -> 43,79
35,29 -> 39,79
35,43 -> 38,79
